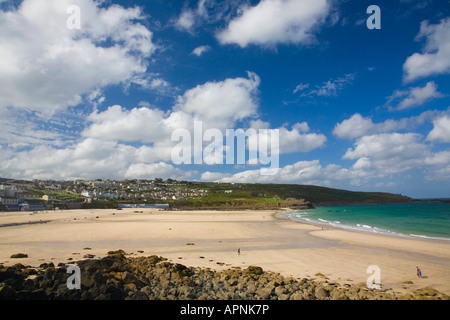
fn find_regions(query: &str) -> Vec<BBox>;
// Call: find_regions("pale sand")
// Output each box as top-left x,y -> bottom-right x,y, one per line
1,208 -> 449,295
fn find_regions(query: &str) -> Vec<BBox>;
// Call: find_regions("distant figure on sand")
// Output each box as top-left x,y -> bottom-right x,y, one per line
416,266 -> 422,278
238,248 -> 240,255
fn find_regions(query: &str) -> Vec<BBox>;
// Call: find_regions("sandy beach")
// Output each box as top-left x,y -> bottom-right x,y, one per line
1,208 -> 449,296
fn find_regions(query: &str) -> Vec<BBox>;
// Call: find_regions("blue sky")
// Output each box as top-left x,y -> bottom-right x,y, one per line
0,0 -> 450,198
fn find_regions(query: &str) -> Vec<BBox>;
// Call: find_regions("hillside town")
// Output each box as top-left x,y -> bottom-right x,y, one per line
0,178 -> 211,211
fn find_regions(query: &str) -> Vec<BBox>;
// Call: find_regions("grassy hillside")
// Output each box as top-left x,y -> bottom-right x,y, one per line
163,182 -> 414,209
234,184 -> 413,204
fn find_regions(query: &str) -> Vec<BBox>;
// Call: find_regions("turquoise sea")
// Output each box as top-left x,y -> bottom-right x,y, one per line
282,202 -> 450,241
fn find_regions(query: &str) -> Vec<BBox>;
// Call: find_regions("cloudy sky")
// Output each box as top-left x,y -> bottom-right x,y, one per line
0,0 -> 449,198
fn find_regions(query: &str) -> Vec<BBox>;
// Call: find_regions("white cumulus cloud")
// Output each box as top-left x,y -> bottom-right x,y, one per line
277,125 -> 327,153
403,18 -> 450,82
192,45 -> 211,56
333,110 -> 441,140
342,133 -> 431,175
216,0 -> 330,47
343,133 -> 427,161
174,72 -> 261,130
385,81 -> 444,111
427,114 -> 450,143
175,9 -> 196,33
0,0 -> 156,115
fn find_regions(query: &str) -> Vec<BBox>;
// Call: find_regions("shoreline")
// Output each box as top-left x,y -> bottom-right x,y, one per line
275,210 -> 450,243
278,203 -> 450,243
1,208 -> 449,297
274,211 -> 450,259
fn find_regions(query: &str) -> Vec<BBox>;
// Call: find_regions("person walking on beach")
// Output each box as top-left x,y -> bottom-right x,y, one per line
416,266 -> 422,278
237,248 -> 240,255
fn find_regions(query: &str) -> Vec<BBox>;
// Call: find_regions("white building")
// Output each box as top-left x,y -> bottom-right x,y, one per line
80,190 -> 92,198
0,196 -> 19,205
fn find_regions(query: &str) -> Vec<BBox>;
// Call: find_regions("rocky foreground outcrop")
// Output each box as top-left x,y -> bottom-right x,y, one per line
1,251 -> 448,300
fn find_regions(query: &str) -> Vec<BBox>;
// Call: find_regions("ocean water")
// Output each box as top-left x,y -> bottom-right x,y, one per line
282,202 -> 450,241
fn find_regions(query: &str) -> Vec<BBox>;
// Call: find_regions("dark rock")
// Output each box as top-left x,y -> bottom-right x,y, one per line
24,278 -> 35,289
94,293 -> 112,300
274,286 -> 287,297
10,253 -> 28,259
44,269 -> 55,279
39,262 -> 55,269
56,283 -> 69,295
24,268 -> 37,276
30,289 -> 47,300
147,255 -> 162,265
10,263 -> 26,271
121,271 -> 139,284
315,287 -> 329,299
78,258 -> 114,273
95,289 -> 123,300
246,283 -> 257,294
330,288 -> 348,300
81,273 -> 96,289
246,266 -> 263,275
55,267 -> 67,274
0,285 -> 15,300
0,271 -> 25,290
290,291 -> 304,300
255,287 -> 273,299
127,290 -> 148,300
81,290 -> 94,300
107,249 -> 127,256
414,287 -> 439,297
